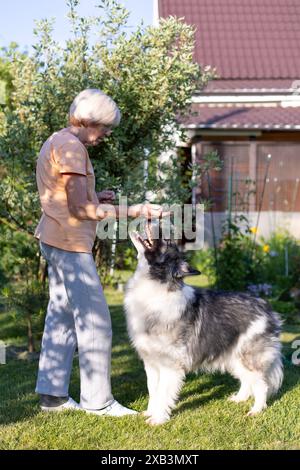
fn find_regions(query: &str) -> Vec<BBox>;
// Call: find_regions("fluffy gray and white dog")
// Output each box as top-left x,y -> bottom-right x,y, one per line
124,221 -> 283,425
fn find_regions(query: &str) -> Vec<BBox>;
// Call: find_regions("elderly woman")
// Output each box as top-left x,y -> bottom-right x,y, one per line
34,89 -> 163,416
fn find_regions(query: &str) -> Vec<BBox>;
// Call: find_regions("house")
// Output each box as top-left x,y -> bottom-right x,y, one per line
156,0 -> 300,245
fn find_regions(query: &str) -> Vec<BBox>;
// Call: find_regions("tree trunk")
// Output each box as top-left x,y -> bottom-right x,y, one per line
27,315 -> 35,353
36,250 -> 41,280
41,262 -> 48,291
37,251 -> 48,290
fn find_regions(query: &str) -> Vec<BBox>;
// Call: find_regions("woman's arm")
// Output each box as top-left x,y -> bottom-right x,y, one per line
63,174 -> 166,220
63,173 -> 103,220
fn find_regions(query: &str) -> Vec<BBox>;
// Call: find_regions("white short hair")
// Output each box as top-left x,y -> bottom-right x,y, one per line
69,88 -> 121,127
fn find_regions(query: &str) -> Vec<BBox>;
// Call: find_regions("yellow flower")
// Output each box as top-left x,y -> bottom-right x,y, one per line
250,227 -> 258,234
263,244 -> 270,253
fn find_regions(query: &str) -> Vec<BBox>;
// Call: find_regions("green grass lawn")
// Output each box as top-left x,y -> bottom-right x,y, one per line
0,279 -> 299,450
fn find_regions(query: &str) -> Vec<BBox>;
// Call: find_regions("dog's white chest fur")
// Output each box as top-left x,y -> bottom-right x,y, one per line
124,275 -> 194,362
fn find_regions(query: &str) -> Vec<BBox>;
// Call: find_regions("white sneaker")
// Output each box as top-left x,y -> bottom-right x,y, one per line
83,399 -> 138,417
40,397 -> 82,412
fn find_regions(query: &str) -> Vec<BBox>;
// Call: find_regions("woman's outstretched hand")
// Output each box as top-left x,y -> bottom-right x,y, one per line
128,203 -> 170,219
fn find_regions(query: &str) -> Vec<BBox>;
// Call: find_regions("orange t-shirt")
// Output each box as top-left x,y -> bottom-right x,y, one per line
34,128 -> 98,253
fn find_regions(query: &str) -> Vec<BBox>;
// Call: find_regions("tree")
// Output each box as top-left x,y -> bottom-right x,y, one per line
0,0 -> 215,282
0,46 -> 15,107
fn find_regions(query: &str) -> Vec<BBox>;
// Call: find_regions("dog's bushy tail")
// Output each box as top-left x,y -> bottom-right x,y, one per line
265,311 -> 283,397
266,352 -> 283,397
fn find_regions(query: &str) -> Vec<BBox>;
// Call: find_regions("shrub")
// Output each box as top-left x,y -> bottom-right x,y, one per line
2,280 -> 48,352
259,230 -> 300,298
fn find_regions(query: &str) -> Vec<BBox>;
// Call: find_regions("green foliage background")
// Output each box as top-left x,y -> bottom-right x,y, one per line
0,0 -> 215,287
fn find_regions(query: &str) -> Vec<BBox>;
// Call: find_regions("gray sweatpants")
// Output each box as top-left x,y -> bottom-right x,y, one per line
36,241 -> 114,409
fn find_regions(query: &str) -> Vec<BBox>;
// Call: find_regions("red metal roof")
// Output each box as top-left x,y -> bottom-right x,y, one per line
203,80 -> 295,92
158,0 -> 300,80
181,105 -> 300,130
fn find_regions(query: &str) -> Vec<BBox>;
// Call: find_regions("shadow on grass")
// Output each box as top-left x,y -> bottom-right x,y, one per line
175,374 -> 236,416
0,359 -> 40,425
0,303 -> 299,427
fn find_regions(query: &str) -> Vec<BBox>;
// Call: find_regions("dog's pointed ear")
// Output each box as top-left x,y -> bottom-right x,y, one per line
174,261 -> 201,278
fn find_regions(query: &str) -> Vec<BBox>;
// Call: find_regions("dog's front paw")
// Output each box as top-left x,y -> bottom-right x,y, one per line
145,415 -> 170,426
247,404 -> 267,416
142,410 -> 152,418
247,409 -> 260,417
228,393 -> 240,403
229,393 -> 249,403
